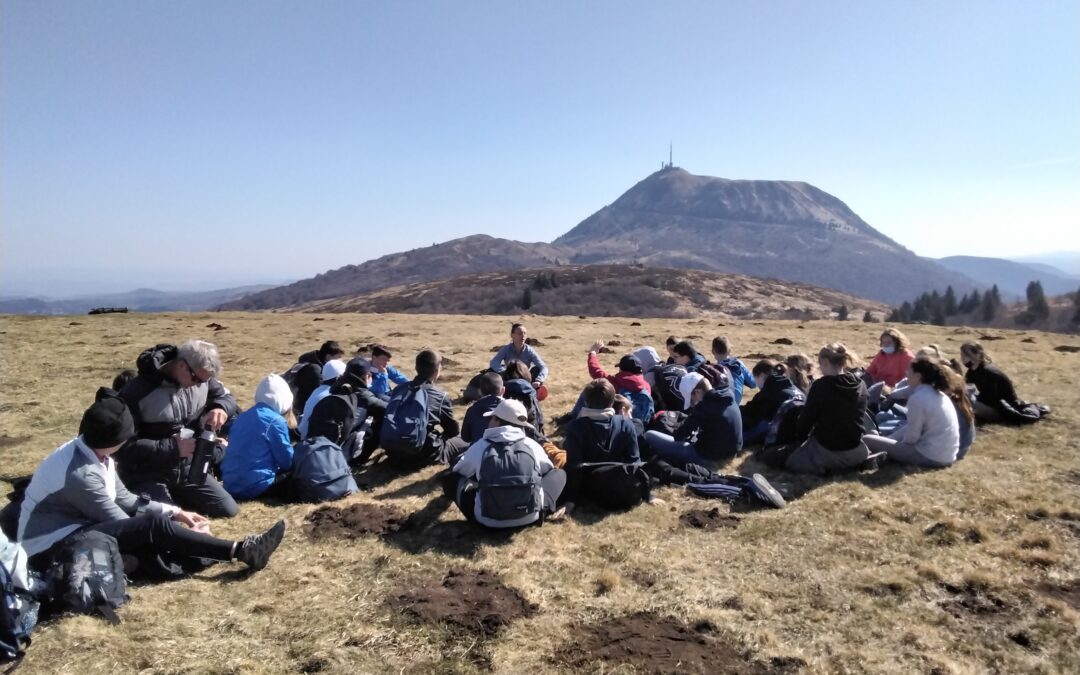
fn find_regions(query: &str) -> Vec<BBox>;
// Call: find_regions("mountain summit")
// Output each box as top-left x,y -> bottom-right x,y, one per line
222,167 -> 975,310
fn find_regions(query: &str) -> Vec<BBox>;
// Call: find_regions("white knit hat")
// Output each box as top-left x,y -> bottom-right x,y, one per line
255,373 -> 294,416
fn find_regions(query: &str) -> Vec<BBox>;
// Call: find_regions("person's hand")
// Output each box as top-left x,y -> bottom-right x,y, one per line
175,434 -> 196,458
172,510 -> 211,534
201,409 -> 228,432
589,339 -> 605,353
881,385 -> 893,397
532,381 -> 543,390
647,496 -> 666,506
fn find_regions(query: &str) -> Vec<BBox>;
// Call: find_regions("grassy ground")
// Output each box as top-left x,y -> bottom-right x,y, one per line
1,312 -> 1078,674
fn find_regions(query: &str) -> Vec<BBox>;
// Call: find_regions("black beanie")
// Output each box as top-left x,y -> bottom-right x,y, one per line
79,387 -> 136,449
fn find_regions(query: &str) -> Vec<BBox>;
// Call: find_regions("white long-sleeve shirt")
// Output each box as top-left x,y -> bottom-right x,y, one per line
892,384 -> 960,465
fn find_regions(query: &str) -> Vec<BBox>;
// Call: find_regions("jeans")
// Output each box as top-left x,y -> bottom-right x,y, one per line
742,419 -> 771,445
451,470 -> 566,526
644,431 -> 712,468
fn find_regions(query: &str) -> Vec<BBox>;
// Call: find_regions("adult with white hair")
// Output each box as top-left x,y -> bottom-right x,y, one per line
116,340 -> 240,518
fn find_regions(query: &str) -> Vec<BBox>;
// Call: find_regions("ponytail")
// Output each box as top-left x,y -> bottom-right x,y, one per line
819,342 -> 860,370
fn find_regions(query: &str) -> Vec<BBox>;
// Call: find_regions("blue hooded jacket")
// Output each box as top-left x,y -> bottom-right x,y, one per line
221,402 -> 293,499
719,357 -> 756,404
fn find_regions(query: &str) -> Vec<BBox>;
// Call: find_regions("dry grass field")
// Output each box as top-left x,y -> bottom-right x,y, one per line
1,311 -> 1078,674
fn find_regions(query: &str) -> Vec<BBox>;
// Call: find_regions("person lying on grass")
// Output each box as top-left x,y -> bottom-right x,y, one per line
18,388 -> 286,575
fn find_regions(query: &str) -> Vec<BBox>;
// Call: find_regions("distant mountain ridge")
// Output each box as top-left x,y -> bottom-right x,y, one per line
935,256 -> 1079,300
0,284 -> 277,315
221,166 -> 980,310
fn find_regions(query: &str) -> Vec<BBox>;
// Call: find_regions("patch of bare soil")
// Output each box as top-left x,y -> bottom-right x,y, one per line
305,503 -> 410,540
0,435 -> 29,450
1033,578 -> 1080,611
1054,345 -> 1080,353
679,508 -> 740,531
923,520 -> 985,546
553,613 -> 804,675
390,568 -> 536,637
938,581 -> 1013,619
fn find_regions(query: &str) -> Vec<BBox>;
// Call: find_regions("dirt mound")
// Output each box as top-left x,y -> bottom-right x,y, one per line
1054,345 -> 1080,353
679,508 -> 740,531
390,568 -> 536,636
305,502 -> 410,540
938,580 -> 1012,618
553,613 -> 803,674
772,337 -> 794,345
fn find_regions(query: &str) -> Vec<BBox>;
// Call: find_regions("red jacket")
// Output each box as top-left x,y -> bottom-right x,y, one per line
587,352 -> 650,394
866,349 -> 914,387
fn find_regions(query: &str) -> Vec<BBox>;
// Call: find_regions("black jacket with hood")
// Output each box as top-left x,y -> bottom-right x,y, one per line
795,372 -> 868,451
116,344 -> 238,485
674,382 -> 743,461
741,373 -> 802,428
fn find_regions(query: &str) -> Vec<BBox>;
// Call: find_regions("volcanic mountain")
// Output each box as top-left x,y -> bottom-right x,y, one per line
221,167 -> 976,310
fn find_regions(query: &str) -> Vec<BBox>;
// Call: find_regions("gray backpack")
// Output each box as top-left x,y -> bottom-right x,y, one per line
478,440 -> 542,523
290,437 -> 358,503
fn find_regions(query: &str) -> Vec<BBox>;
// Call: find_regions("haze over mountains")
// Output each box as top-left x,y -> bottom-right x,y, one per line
223,166 -> 977,311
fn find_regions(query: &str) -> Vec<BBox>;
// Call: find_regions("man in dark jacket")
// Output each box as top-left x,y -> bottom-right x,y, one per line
116,340 -> 239,518
643,369 -> 743,467
562,380 -> 648,511
285,341 -> 345,415
298,341 -> 344,366
461,372 -> 504,444
380,349 -> 465,469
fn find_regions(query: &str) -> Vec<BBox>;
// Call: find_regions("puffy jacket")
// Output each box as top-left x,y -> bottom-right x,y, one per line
116,344 -> 238,487
674,384 -> 743,461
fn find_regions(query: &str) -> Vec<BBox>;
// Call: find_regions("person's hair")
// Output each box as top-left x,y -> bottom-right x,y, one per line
672,341 -> 697,359
612,394 -> 632,415
284,408 -> 298,430
910,357 -> 953,392
960,341 -> 992,365
178,340 -> 222,378
511,322 -> 525,336
944,367 -> 975,424
479,371 -> 503,397
752,359 -> 785,378
818,343 -> 860,370
693,377 -> 712,395
880,328 -> 910,352
784,353 -> 814,393
371,344 -> 392,359
503,360 -> 532,382
665,336 -> 679,347
711,336 -> 730,357
318,340 -> 344,360
111,369 -> 137,392
582,378 -> 616,409
917,344 -> 963,374
415,349 -> 441,380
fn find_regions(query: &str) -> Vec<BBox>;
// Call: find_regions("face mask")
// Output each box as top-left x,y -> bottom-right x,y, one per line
882,346 -> 896,355
963,360 -> 974,369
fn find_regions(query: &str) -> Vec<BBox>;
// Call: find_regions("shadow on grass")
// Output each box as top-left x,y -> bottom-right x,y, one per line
384,494 -> 516,558
735,446 -> 924,502
374,471 -> 444,501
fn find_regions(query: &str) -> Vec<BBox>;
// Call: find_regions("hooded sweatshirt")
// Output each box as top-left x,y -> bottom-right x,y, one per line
741,372 -> 802,428
453,425 -> 554,528
221,374 -> 295,499
796,372 -> 869,451
634,347 -> 662,389
674,383 -> 743,461
587,352 -> 650,394
116,344 -> 238,486
718,357 -> 756,404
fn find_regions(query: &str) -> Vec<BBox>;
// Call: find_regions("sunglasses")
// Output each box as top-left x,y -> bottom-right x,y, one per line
184,359 -> 208,385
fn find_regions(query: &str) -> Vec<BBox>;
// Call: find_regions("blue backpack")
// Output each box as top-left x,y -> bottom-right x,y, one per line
291,437 -> 358,503
619,389 -> 655,424
379,384 -> 432,459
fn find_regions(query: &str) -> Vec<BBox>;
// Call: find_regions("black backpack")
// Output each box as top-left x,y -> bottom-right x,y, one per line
48,530 -> 128,625
1,557 -> 37,664
478,440 -> 542,523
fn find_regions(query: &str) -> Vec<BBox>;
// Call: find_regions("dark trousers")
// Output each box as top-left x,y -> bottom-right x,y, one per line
133,475 -> 239,519
450,469 -> 566,524
87,513 -> 235,562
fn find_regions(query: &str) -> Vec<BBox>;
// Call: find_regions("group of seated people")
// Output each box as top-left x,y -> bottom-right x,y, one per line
1,323 -> 1050,600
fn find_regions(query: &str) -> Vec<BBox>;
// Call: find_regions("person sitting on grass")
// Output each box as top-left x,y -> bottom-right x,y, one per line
18,389 -> 286,573
960,341 -> 1049,425
711,336 -> 756,404
298,340 -> 345,367
862,358 -> 963,468
562,379 -> 654,513
671,340 -> 707,373
380,349 -> 467,469
784,353 -> 815,394
116,339 -> 239,519
764,343 -> 870,475
643,368 -> 743,468
220,374 -> 296,500
460,372 -> 504,444
740,359 -> 803,445
446,399 -> 566,528
489,323 -> 549,392
298,359 -> 347,439
563,341 -> 653,422
867,328 -> 915,388
368,344 -> 410,399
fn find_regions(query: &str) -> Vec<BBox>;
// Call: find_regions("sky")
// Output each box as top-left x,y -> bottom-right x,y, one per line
1,1 -> 1078,296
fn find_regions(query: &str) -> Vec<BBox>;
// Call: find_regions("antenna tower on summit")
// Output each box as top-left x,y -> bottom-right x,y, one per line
669,143 -> 673,168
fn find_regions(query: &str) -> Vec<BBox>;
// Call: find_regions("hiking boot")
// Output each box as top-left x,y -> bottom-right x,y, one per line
237,519 -> 286,571
746,473 -> 786,509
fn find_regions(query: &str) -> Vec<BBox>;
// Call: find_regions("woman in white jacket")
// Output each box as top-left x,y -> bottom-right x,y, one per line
863,358 -> 960,468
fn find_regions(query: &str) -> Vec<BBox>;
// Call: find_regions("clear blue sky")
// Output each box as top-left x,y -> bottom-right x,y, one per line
2,1 -> 1077,296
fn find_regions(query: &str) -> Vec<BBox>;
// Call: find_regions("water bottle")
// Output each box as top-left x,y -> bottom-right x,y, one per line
187,430 -> 217,485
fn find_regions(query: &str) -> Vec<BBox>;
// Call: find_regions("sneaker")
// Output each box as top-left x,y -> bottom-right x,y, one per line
237,519 -> 286,571
746,473 -> 786,509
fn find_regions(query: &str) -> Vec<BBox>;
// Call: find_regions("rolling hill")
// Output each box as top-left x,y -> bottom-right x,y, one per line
936,256 -> 1079,300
